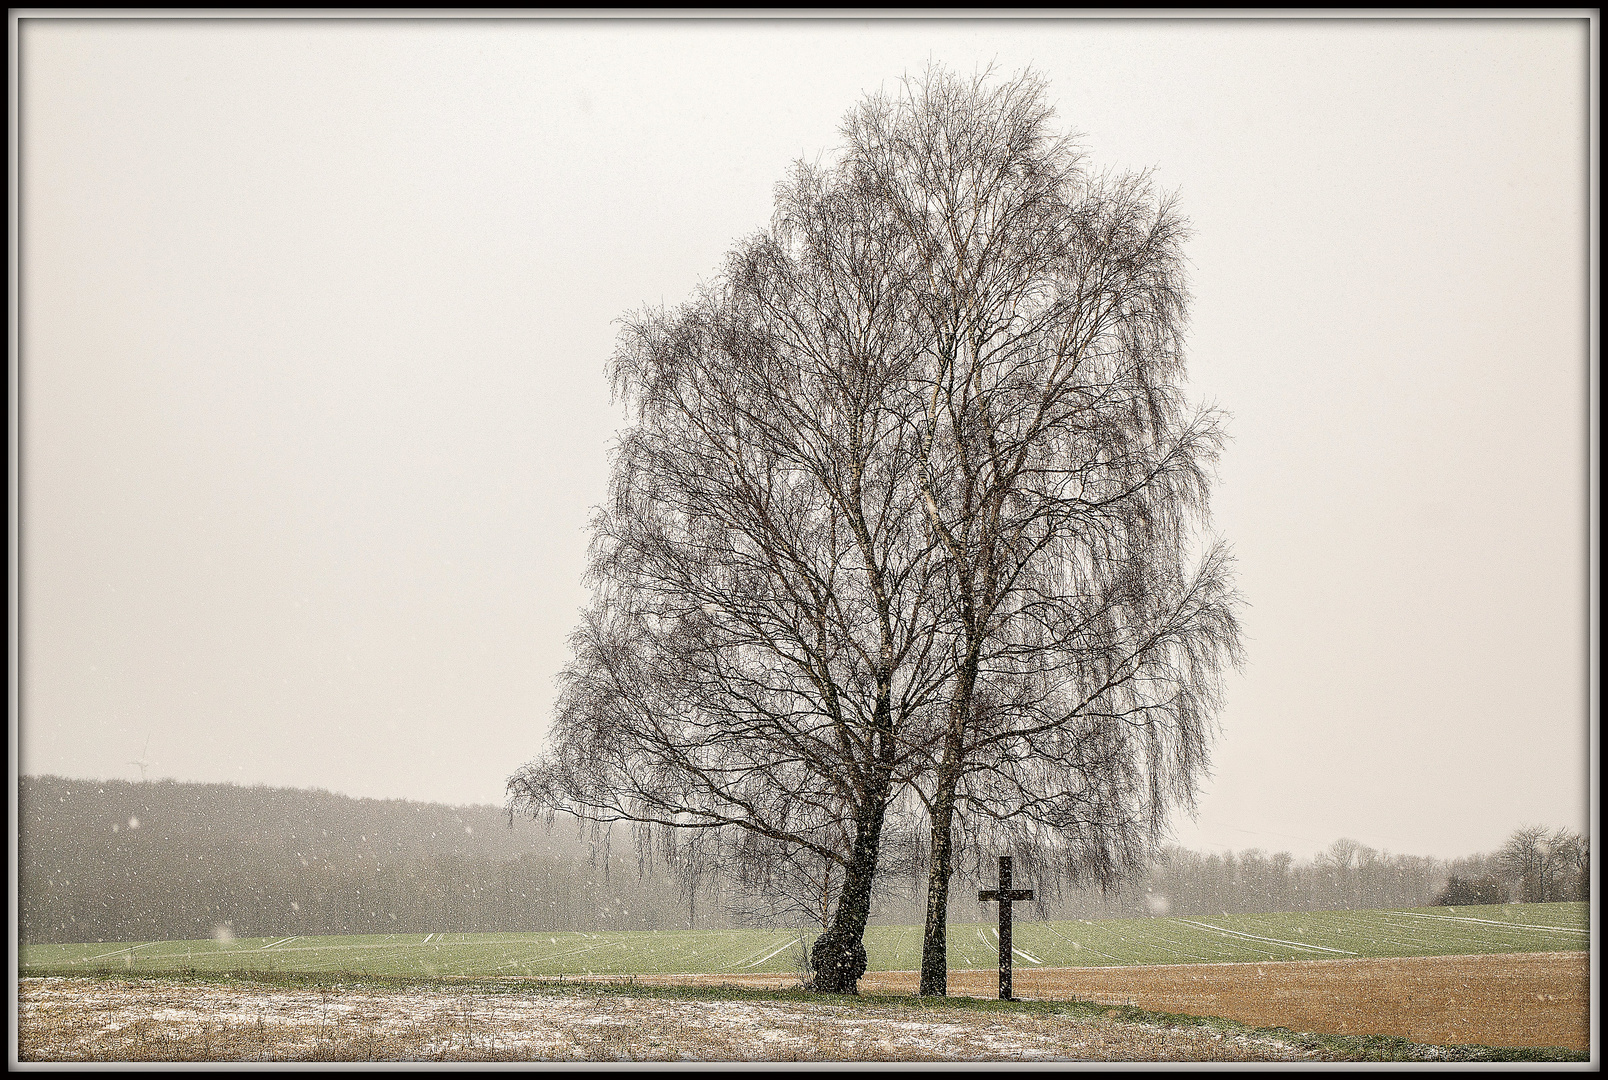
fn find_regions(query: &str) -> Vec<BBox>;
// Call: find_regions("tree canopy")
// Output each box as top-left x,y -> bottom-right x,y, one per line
511,64 -> 1243,995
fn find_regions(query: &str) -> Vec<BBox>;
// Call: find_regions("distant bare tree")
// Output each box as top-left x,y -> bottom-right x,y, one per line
1320,837 -> 1363,871
1495,826 -> 1548,902
1574,840 -> 1590,901
1540,828 -> 1586,902
1316,838 -> 1373,908
830,66 -> 1244,995
1494,825 -> 1585,903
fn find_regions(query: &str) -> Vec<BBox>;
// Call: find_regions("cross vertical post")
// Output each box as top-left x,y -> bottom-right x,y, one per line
978,854 -> 1034,1000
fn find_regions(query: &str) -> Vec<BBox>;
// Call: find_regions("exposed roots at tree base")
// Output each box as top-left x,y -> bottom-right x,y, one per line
810,935 -> 868,994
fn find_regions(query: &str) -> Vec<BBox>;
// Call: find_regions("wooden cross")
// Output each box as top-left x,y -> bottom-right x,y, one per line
978,854 -> 1034,1000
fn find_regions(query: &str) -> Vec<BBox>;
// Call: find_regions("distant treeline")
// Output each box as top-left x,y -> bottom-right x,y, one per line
15,776 -> 1579,946
1115,842 -> 1515,919
18,775 -> 707,945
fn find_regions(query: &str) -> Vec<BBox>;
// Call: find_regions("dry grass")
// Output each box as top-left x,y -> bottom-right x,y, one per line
995,951 -> 1592,1053
19,976 -> 1322,1062
19,951 -> 1591,1062
623,951 -> 1592,1053
543,951 -> 1595,1047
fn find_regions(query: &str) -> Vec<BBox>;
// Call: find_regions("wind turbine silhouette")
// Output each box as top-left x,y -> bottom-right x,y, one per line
127,735 -> 151,783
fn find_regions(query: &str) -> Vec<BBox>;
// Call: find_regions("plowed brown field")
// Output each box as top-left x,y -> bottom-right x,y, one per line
639,951 -> 1591,1052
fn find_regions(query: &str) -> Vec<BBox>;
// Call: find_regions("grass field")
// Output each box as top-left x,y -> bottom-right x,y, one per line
20,902 -> 1589,980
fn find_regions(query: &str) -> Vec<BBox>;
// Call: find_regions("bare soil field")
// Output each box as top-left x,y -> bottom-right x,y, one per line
646,951 -> 1591,1052
18,976 -> 1325,1062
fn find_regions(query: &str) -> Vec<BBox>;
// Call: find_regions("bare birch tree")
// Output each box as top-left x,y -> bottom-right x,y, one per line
507,161 -> 949,993
835,67 -> 1244,995
511,66 -> 1242,996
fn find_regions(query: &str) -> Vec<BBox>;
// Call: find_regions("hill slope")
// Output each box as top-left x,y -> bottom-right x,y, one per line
18,775 -> 692,944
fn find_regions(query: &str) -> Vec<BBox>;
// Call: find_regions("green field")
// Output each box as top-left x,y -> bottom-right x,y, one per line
21,902 -> 1588,980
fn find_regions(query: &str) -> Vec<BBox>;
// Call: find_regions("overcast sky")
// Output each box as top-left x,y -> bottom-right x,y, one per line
14,14 -> 1594,861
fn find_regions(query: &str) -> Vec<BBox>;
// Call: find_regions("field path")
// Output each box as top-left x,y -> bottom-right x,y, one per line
613,951 -> 1591,1052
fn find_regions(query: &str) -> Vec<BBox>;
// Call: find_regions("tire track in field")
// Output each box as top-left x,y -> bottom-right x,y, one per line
74,943 -> 155,964
1364,912 -> 1521,952
979,926 -> 1043,965
1176,920 -> 1356,955
1389,911 -> 1589,935
737,935 -> 802,969
1252,911 -> 1419,956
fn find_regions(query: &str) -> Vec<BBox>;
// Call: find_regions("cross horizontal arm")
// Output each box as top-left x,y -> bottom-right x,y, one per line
978,889 -> 1035,902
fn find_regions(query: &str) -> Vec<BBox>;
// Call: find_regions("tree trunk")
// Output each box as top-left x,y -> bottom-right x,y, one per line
919,667 -> 975,996
918,772 -> 959,995
810,790 -> 891,993
810,676 -> 900,995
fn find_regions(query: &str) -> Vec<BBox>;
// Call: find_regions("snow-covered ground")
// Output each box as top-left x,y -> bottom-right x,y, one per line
18,976 -> 1328,1062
